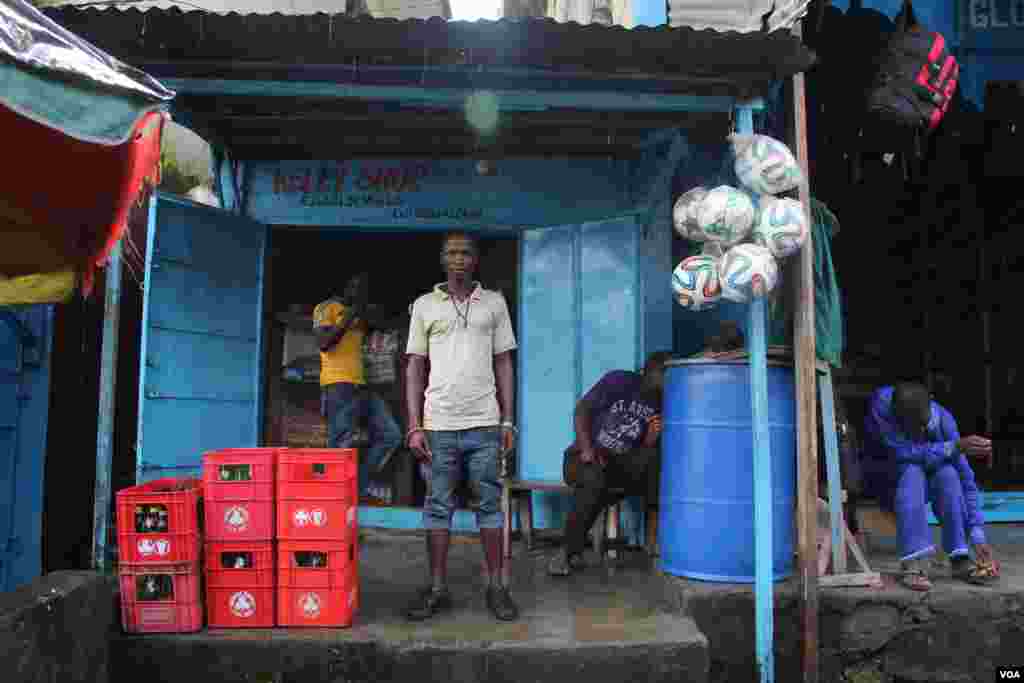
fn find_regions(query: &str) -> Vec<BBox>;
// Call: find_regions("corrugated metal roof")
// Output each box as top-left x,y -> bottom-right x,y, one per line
47,0 -> 452,20
667,0 -> 810,33
42,6 -> 815,87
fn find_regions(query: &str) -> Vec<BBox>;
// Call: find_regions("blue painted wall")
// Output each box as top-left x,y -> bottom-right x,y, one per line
633,0 -> 668,27
0,306 -> 54,592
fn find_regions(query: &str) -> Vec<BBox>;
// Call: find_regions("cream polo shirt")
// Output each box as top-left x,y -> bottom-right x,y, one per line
406,282 -> 517,431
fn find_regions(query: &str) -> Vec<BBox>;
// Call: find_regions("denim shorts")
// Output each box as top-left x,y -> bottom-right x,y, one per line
423,427 -> 503,530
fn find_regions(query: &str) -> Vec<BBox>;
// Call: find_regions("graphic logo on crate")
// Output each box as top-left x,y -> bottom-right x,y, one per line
137,538 -> 170,557
299,592 -> 322,619
224,505 -> 250,532
293,508 -> 328,528
229,591 -> 257,618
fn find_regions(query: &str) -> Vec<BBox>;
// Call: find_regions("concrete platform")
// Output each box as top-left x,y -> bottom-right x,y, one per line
659,536 -> 1024,682
112,530 -> 709,683
108,527 -> 1024,683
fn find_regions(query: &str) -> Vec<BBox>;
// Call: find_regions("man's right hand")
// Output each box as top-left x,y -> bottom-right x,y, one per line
578,447 -> 606,466
409,431 -> 432,463
958,435 -> 993,464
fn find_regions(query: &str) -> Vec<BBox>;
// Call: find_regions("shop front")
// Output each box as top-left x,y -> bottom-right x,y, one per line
47,5 -> 814,539
137,155 -> 669,536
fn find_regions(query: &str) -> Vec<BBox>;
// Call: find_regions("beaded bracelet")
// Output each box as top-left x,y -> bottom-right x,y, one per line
500,422 -> 518,433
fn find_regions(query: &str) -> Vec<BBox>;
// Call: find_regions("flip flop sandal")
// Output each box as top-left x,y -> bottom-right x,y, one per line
953,559 -> 1000,586
899,560 -> 933,592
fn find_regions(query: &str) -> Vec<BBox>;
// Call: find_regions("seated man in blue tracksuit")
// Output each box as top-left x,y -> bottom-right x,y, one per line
862,382 -> 997,590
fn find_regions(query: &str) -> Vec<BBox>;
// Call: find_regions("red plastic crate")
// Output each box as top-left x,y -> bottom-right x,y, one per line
276,540 -> 357,627
116,478 -> 202,565
119,562 -> 203,633
204,541 -> 275,628
203,449 -> 276,541
276,449 -> 357,541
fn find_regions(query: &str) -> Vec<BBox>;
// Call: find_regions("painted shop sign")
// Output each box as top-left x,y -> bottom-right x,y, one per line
248,159 -> 629,228
962,0 -> 1024,30
959,0 -> 1024,49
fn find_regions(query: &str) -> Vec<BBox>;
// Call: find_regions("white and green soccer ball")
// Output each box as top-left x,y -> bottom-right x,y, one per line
691,185 -> 756,246
730,133 -> 804,196
751,196 -> 809,259
672,186 -> 709,239
671,255 -> 722,311
719,243 -> 779,303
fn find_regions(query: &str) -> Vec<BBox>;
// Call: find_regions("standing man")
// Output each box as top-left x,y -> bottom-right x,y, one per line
863,382 -> 998,590
404,232 -> 519,622
548,351 -> 673,576
314,273 -> 403,501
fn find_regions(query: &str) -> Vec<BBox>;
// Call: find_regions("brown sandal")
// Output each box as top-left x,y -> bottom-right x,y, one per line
953,558 -> 1000,586
899,559 -> 933,591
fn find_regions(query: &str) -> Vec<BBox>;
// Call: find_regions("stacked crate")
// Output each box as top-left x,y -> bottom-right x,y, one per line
276,448 -> 359,627
115,478 -> 203,633
202,448 -> 277,628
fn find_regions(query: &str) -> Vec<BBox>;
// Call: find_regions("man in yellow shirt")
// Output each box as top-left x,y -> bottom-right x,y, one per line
314,273 -> 402,499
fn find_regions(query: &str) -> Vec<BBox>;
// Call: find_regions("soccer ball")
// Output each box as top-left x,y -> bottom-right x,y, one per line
730,133 -> 804,196
751,197 -> 809,259
692,186 -> 756,246
672,187 -> 708,239
672,255 -> 722,311
719,244 -> 779,303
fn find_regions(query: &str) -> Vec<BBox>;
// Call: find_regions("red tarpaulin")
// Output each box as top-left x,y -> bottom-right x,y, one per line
0,105 -> 165,298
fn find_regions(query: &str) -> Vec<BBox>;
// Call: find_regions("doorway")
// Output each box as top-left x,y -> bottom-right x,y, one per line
262,228 -> 519,511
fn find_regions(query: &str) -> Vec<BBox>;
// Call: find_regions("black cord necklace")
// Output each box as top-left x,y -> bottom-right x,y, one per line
451,294 -> 471,328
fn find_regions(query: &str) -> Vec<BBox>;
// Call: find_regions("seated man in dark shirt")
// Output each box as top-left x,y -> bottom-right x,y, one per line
548,351 -> 673,576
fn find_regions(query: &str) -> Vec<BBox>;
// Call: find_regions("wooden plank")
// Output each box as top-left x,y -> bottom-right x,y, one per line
506,479 -> 572,493
845,524 -> 873,574
790,20 -> 819,683
818,369 -> 847,573
820,573 -> 883,589
93,240 -> 123,571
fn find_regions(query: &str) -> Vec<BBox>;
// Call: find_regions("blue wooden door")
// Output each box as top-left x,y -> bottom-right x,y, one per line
518,219 -> 641,535
136,194 -> 266,482
0,306 -> 54,592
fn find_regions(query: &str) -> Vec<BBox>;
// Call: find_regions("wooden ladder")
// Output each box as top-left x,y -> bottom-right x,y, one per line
817,363 -> 881,588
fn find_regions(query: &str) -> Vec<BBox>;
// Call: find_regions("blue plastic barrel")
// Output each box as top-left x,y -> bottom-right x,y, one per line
658,359 -> 796,582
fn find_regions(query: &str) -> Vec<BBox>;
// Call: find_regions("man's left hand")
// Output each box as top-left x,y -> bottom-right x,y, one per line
501,425 -> 516,454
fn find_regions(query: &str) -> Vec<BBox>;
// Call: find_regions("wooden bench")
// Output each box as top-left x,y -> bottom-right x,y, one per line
501,478 -> 657,560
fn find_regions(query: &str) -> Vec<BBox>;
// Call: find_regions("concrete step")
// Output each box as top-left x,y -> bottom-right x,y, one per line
111,614 -> 708,683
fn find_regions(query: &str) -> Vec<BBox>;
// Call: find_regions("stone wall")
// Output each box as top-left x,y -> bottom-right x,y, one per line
658,573 -> 1024,683
0,571 -> 119,683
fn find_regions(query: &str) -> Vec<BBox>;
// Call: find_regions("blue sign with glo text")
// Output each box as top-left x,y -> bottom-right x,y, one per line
960,0 -> 1024,48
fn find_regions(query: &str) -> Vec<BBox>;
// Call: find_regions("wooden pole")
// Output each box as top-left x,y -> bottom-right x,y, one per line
92,240 -> 123,571
790,20 -> 820,683
736,104 -> 774,683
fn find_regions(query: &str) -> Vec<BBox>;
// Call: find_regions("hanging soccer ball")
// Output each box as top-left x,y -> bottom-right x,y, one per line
692,185 -> 756,246
672,186 -> 708,239
671,255 -> 722,311
751,196 -> 809,259
719,243 -> 779,303
730,133 -> 804,196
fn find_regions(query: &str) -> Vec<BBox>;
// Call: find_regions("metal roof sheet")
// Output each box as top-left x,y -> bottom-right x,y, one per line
42,6 -> 815,87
